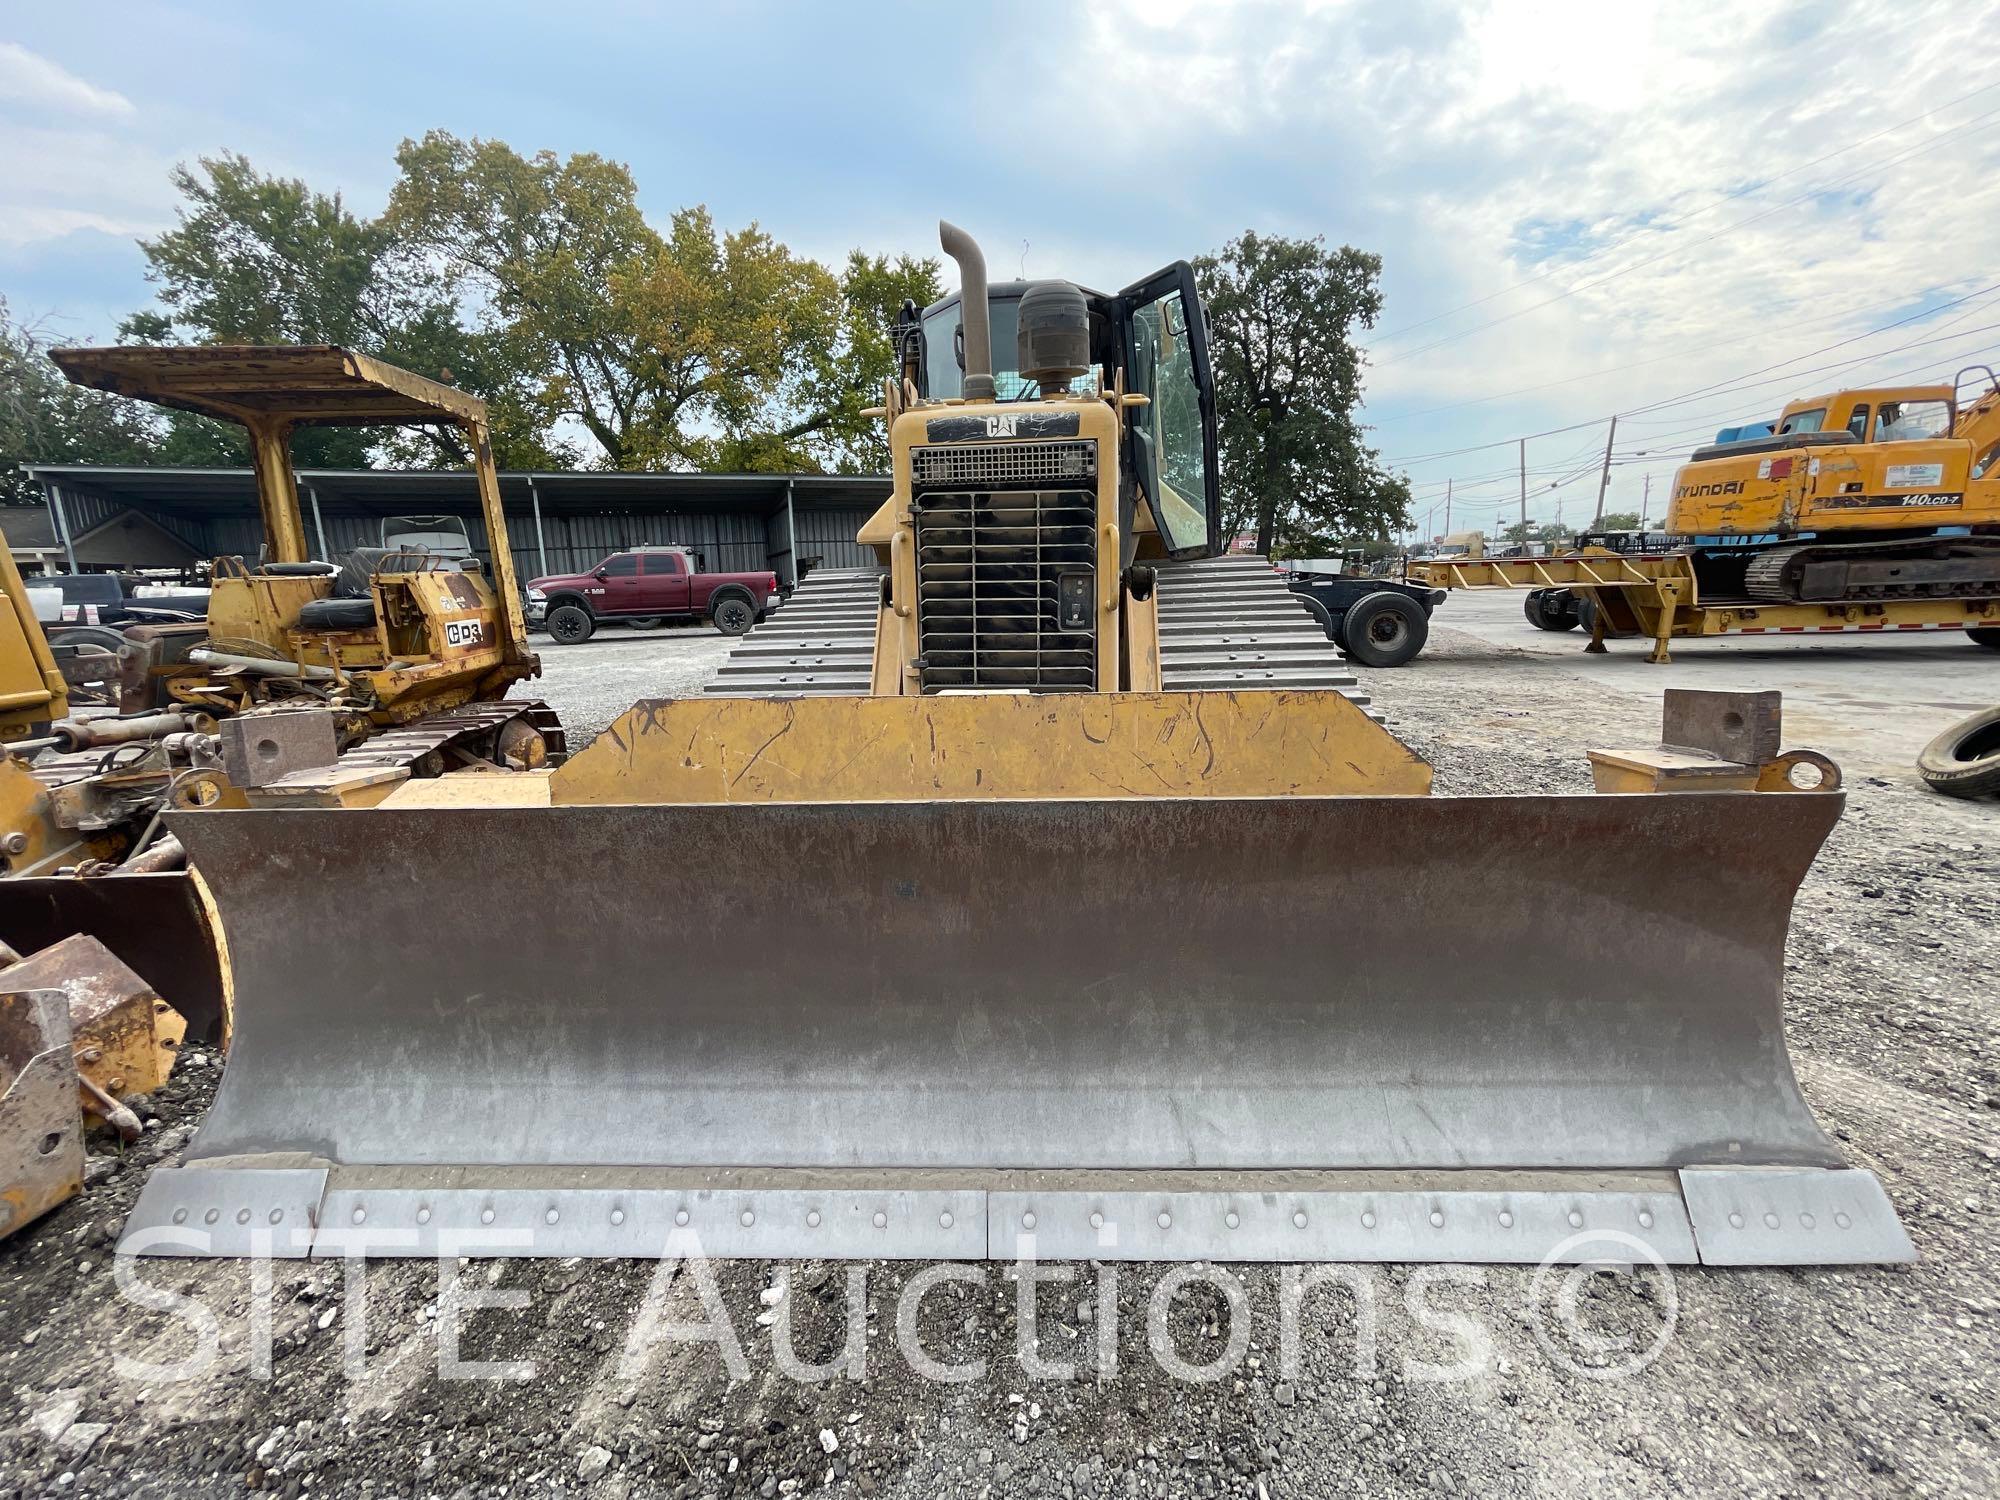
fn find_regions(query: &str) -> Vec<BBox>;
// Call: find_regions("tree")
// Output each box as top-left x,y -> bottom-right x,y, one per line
1596,510 -> 1642,531
129,153 -> 528,468
1194,232 -> 1409,556
388,133 -> 667,469
754,250 -> 942,474
0,300 -> 161,505
1502,519 -> 1574,547
391,134 -> 939,475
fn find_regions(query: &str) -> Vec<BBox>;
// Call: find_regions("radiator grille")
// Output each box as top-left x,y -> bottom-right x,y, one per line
913,488 -> 1097,691
911,440 -> 1096,488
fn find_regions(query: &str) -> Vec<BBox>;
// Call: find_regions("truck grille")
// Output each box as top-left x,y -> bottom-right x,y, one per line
911,443 -> 1098,692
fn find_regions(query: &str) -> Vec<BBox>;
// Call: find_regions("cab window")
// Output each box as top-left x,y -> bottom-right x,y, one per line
1845,405 -> 1870,440
1778,409 -> 1825,435
602,554 -> 640,576
1127,290 -> 1208,552
1875,400 -> 1952,441
642,553 -> 683,575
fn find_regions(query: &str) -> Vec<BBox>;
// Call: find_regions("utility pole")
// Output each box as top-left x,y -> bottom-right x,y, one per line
1518,438 -> 1527,542
1444,478 -> 1452,537
1640,474 -> 1652,530
1592,415 -> 1618,525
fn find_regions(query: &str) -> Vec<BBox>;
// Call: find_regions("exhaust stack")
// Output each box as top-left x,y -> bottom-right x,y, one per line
938,221 -> 996,402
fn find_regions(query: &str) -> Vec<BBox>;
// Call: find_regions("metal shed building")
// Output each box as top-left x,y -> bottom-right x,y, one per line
18,467 -> 889,585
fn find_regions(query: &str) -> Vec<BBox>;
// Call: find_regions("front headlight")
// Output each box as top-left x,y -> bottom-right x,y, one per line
525,588 -> 546,604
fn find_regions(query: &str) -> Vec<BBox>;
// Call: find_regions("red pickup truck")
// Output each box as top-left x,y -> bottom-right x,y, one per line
525,547 -> 782,643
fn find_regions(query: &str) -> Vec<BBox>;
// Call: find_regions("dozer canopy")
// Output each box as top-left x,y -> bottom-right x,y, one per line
120,692 -> 1910,1266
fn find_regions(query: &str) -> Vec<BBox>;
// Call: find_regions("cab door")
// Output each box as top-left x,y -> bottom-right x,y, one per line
596,553 -> 646,613
642,552 -> 692,613
1117,264 -> 1223,560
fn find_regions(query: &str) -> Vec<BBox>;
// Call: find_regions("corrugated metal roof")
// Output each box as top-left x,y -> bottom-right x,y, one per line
24,465 -> 888,520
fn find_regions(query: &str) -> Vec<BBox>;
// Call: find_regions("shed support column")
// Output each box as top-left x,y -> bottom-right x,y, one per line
307,485 -> 330,562
529,478 -> 549,578
784,476 -> 799,588
47,484 -> 77,572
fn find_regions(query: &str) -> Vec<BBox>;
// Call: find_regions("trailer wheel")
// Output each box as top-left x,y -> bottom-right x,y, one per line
1917,706 -> 2000,798
1535,590 -> 1579,631
1340,590 -> 1429,668
1970,626 -> 2000,650
711,596 -> 756,636
1523,590 -> 1548,627
1294,592 -> 1339,642
545,604 -> 594,645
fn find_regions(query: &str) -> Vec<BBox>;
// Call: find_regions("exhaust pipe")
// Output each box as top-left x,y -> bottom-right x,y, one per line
938,221 -> 996,402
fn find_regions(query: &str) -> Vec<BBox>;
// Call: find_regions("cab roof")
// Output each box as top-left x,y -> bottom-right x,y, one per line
1778,385 -> 1954,421
49,344 -> 489,429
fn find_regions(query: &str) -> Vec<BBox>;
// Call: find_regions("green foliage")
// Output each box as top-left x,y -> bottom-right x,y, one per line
1596,509 -> 1643,531
1502,519 -> 1575,546
0,300 -> 161,504
1194,232 -> 1409,556
384,133 -> 938,473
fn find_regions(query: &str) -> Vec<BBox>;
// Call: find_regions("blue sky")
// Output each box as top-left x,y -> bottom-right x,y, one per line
4,1 -> 1997,535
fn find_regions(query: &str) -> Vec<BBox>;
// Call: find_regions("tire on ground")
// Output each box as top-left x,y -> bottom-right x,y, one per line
545,604 -> 594,645
1537,589 -> 1580,631
1339,590 -> 1429,668
711,595 -> 756,636
1917,706 -> 2000,798
1970,626 -> 2000,650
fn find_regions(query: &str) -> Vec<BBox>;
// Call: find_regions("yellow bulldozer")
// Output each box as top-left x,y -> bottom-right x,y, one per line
0,347 -> 565,1047
115,225 -> 1910,1267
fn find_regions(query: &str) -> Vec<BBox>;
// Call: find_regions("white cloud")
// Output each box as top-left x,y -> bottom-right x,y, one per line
0,42 -> 134,118
1010,0 -> 2000,521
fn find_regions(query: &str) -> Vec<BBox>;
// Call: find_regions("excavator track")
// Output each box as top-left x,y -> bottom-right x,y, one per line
1743,535 -> 2000,604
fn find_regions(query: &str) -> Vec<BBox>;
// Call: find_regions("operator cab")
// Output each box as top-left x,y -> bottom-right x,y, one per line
914,266 -> 1222,561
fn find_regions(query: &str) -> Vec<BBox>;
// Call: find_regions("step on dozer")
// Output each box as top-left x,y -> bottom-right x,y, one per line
118,224 -> 1913,1268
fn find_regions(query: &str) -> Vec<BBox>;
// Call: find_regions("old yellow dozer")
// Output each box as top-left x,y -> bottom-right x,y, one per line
123,226 -> 1911,1266
0,349 -> 567,1045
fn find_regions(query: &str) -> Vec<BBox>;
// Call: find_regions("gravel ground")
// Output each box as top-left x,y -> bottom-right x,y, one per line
1,619 -> 1994,1499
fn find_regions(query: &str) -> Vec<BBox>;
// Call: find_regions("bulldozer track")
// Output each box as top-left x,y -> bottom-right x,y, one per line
705,568 -> 883,697
329,698 -> 569,775
1743,535 -> 2000,604
706,555 -> 1373,710
1152,555 -> 1370,710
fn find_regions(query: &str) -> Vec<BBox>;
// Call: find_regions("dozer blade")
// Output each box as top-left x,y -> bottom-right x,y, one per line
123,792 -> 1911,1265
0,873 -> 225,1046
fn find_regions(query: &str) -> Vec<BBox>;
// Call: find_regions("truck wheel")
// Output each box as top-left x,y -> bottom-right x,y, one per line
545,605 -> 594,645
712,597 -> 755,636
1970,626 -> 2000,650
1340,591 -> 1428,668
627,616 -> 665,630
1917,706 -> 2000,798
